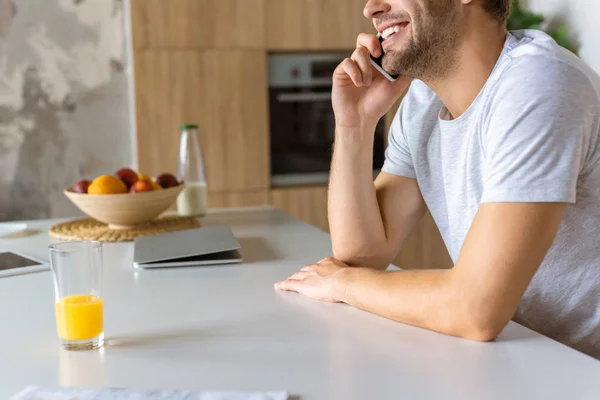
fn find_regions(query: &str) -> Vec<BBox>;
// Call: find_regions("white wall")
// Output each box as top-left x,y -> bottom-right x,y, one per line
527,0 -> 600,74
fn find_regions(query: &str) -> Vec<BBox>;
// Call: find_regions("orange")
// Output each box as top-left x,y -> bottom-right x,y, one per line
151,181 -> 162,191
88,175 -> 128,195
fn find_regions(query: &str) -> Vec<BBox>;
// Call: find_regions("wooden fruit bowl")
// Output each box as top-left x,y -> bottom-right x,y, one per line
64,184 -> 185,230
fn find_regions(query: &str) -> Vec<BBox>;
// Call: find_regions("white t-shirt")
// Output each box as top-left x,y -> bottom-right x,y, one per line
382,30 -> 600,359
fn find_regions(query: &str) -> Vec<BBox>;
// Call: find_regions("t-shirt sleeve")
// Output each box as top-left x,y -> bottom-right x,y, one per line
381,105 -> 417,179
481,57 -> 594,204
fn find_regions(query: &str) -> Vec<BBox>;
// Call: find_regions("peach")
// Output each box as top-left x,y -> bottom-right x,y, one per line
156,173 -> 179,189
115,168 -> 138,189
130,179 -> 154,193
72,179 -> 91,194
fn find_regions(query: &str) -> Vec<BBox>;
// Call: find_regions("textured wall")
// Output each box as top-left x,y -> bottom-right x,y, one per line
0,0 -> 133,221
527,0 -> 600,74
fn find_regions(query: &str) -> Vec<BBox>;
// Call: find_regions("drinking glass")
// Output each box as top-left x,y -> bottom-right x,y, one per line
49,241 -> 103,351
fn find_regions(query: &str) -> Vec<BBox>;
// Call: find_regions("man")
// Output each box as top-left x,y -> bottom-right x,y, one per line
275,0 -> 600,359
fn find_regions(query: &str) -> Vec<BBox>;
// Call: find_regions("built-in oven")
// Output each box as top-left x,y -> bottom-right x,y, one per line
268,53 -> 386,186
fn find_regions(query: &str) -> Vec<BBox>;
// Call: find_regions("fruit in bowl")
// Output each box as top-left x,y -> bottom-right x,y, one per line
130,179 -> 154,193
88,175 -> 128,195
65,167 -> 184,229
156,173 -> 179,189
115,168 -> 139,189
72,180 -> 91,194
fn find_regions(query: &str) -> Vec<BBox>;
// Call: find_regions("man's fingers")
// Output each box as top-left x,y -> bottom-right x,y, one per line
357,33 -> 382,58
289,271 -> 308,281
275,279 -> 302,292
301,264 -> 317,272
317,257 -> 336,264
351,47 -> 373,85
335,58 -> 364,86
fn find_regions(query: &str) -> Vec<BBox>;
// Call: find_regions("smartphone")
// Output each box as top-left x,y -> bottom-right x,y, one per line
370,33 -> 400,82
0,251 -> 48,278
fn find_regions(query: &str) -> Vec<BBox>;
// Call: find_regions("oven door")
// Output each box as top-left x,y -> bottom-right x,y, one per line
270,86 -> 387,185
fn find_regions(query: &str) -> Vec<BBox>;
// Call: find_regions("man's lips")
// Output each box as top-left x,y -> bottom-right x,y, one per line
381,22 -> 409,49
377,21 -> 409,35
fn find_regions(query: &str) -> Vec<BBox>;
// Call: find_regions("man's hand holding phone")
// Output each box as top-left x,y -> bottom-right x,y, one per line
332,33 -> 412,131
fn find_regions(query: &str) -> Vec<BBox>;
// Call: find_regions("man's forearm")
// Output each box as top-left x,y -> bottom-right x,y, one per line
335,267 -> 501,341
329,125 -> 388,267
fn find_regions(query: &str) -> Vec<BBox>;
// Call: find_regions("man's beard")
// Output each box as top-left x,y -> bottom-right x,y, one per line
382,3 -> 460,81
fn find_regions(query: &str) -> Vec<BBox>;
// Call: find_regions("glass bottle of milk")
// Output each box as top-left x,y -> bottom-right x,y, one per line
177,124 -> 208,217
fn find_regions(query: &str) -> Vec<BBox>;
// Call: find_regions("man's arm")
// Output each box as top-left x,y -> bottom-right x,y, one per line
328,33 -> 420,270
329,129 -> 426,269
277,202 -> 566,340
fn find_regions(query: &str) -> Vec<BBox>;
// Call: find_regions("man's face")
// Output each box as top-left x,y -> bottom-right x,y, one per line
365,0 -> 461,79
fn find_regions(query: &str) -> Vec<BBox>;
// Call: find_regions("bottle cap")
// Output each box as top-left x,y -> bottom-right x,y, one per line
180,124 -> 198,130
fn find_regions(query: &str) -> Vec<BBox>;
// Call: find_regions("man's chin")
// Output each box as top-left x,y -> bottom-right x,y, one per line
382,52 -> 405,76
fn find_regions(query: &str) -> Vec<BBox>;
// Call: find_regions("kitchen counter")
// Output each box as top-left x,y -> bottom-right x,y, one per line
0,206 -> 599,399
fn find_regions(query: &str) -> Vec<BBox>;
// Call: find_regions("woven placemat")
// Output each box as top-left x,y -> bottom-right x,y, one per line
49,216 -> 201,242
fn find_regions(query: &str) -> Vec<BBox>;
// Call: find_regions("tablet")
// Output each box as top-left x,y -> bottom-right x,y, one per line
0,251 -> 49,278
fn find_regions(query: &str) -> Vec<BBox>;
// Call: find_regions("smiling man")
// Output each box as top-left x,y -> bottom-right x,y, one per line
275,0 -> 600,359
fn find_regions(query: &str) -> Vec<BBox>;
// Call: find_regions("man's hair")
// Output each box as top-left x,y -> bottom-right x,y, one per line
481,0 -> 512,24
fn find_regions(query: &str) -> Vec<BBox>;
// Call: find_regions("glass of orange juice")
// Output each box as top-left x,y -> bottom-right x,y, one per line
49,241 -> 103,351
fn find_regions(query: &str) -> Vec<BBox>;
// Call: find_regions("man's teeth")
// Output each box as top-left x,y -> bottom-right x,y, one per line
381,25 -> 404,40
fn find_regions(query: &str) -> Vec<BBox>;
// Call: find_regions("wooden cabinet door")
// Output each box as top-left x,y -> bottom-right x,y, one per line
209,191 -> 270,209
265,0 -> 375,50
270,184 -> 452,268
394,212 -> 453,269
271,186 -> 329,232
134,49 -> 270,193
134,50 -> 203,179
131,0 -> 265,49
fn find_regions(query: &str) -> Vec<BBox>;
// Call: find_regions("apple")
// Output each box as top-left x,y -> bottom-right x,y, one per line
72,179 -> 91,194
129,179 -> 154,193
156,173 -> 179,189
115,168 -> 138,189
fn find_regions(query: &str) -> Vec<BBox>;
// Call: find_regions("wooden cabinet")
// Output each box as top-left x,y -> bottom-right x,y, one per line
270,184 -> 452,269
131,0 -> 265,49
209,191 -> 270,209
199,50 -> 270,192
265,0 -> 375,50
134,50 -> 203,178
132,0 -> 374,50
271,186 -> 329,232
134,49 -> 270,193
395,212 -> 454,269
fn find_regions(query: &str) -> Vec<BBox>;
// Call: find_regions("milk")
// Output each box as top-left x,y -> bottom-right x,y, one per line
177,182 -> 208,217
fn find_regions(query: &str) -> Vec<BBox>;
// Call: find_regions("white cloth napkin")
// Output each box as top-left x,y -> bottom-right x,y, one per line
11,387 -> 289,400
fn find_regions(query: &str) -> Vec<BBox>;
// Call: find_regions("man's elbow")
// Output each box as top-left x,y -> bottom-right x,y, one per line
462,322 -> 504,342
460,313 -> 509,342
332,244 -> 391,270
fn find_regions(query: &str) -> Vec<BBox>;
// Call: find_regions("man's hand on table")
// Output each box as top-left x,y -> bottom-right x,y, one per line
275,203 -> 566,342
275,257 -> 355,303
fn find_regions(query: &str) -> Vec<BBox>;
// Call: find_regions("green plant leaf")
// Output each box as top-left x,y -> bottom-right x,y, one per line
508,0 -> 578,54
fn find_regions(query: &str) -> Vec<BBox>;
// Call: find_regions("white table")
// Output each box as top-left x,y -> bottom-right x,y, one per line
1,207 -> 599,399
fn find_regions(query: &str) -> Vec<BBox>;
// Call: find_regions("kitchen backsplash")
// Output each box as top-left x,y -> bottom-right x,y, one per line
0,0 -> 133,221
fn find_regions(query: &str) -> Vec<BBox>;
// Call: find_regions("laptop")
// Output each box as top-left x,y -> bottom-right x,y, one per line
133,225 -> 242,268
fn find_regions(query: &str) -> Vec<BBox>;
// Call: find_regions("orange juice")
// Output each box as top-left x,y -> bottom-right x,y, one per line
54,295 -> 103,341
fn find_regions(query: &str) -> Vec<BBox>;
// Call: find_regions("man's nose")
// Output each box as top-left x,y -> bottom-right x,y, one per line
364,0 -> 391,19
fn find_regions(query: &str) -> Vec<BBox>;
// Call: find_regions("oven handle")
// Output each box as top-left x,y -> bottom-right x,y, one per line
276,92 -> 332,103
